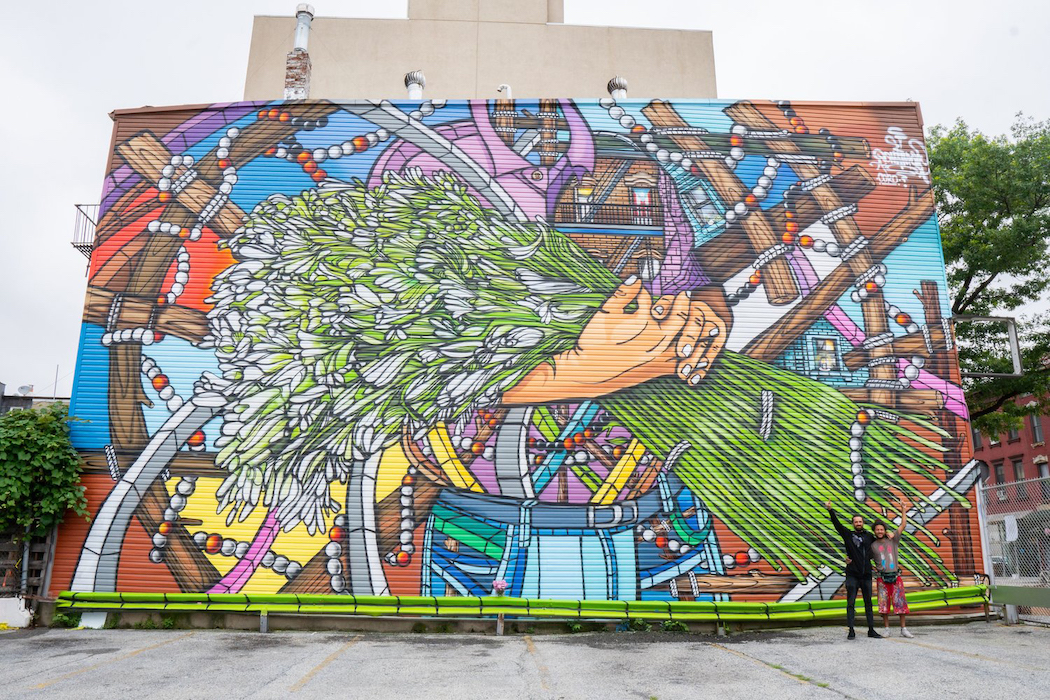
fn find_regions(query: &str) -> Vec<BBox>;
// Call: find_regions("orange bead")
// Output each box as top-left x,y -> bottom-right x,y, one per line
267,108 -> 280,120
151,375 -> 169,391
734,551 -> 750,566
187,430 -> 205,447
730,134 -> 743,147
799,235 -> 814,248
329,526 -> 345,542
563,438 -> 575,450
264,147 -> 277,157
402,474 -> 415,486
785,221 -> 799,233
156,296 -> 166,305
789,117 -> 801,127
857,411 -> 871,425
177,228 -> 190,238
655,536 -> 668,549
833,151 -> 844,160
782,232 -> 795,245
631,124 -> 646,133
395,550 -> 411,566
583,428 -> 594,439
487,418 -> 498,428
257,110 -> 268,120
352,136 -> 369,151
303,160 -> 318,174
158,521 -> 172,535
573,433 -> 585,446
795,125 -> 809,134
158,191 -> 171,203
205,534 -> 222,554
312,169 -> 327,183
534,454 -> 544,465
470,442 -> 485,455
895,313 -> 911,326
296,151 -> 312,164
612,446 -> 625,459
279,111 -> 291,122
785,210 -> 796,219
865,281 -> 878,292
218,158 -> 232,169
749,272 -> 761,286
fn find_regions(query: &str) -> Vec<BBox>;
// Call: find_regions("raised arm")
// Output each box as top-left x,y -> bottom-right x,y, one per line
895,495 -> 910,538
825,500 -> 849,537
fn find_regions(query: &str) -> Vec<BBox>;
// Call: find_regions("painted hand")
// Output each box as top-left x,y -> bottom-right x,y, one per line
504,276 -> 732,404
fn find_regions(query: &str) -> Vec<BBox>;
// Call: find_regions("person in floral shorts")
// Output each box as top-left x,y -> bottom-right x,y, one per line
871,493 -> 914,638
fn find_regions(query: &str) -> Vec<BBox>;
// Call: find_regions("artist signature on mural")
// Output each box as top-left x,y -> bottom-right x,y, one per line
870,127 -> 929,187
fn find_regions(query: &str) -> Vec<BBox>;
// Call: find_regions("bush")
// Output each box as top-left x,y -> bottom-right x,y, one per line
0,404 -> 88,539
660,620 -> 689,633
50,611 -> 81,628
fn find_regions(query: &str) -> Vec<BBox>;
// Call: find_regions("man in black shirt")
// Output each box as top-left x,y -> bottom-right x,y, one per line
825,500 -> 881,640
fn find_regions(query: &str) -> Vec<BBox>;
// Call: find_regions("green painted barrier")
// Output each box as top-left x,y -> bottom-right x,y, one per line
56,586 -> 987,623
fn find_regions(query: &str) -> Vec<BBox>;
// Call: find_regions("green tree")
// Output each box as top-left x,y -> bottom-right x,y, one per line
928,115 -> 1050,434
0,403 -> 89,539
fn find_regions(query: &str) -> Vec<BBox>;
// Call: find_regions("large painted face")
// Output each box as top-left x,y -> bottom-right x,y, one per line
852,516 -> 865,531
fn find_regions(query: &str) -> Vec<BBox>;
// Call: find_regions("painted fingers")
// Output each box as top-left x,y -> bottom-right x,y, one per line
675,296 -> 729,386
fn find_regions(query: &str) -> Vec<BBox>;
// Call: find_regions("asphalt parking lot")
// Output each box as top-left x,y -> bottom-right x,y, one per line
1,621 -> 1047,699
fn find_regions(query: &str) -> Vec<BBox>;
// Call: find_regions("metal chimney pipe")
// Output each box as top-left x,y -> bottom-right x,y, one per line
607,76 -> 628,100
497,84 -> 513,99
293,4 -> 315,51
405,70 -> 426,99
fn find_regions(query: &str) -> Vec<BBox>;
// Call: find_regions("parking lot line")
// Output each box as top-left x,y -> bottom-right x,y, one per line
883,637 -> 1046,672
706,642 -> 853,698
289,635 -> 361,692
30,632 -> 197,690
523,635 -> 552,693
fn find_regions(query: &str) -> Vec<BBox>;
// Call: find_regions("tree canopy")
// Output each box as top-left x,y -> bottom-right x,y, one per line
0,403 -> 88,539
928,115 -> 1050,433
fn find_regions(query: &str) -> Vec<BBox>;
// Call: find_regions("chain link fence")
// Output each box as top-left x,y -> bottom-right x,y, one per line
979,475 -> 1050,624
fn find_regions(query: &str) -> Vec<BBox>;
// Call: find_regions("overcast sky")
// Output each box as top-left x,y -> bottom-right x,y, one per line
1,0 -> 1047,398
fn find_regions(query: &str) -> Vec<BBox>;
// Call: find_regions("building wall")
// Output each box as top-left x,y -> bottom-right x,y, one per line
972,396 -> 1050,512
55,97 -> 983,603
243,0 -> 716,100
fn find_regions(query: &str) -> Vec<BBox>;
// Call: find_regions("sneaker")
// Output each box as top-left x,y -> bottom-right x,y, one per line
868,629 -> 883,639
847,629 -> 856,640
901,628 -> 914,638
884,627 -> 891,637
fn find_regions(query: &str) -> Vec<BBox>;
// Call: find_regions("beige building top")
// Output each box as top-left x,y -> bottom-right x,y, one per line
244,0 -> 716,100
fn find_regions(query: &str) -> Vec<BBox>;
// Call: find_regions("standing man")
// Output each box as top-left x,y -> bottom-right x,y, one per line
872,492 -> 914,637
825,501 -> 881,639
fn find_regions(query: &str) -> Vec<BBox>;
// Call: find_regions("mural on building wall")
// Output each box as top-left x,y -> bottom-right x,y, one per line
59,98 -> 983,603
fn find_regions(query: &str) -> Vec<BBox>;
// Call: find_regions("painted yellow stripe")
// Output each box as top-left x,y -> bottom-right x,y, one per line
592,439 -> 644,505
290,635 -> 362,691
428,422 -> 484,492
31,632 -> 196,689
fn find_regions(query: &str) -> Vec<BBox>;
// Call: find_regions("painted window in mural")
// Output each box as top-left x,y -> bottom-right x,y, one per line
54,98 -> 982,604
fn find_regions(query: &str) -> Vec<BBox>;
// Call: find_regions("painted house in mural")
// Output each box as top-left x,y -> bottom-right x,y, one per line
54,97 -> 984,606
